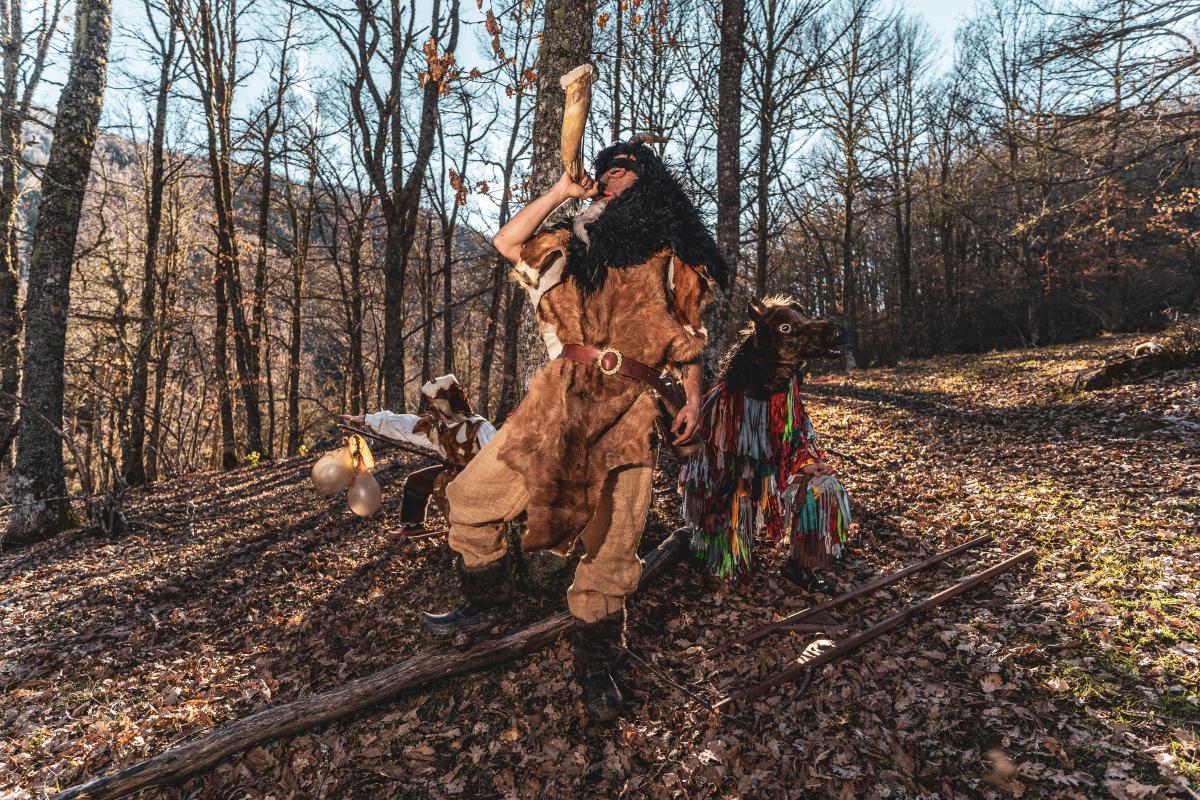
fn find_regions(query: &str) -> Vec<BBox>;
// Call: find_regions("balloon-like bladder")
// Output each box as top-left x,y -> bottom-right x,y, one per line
311,447 -> 356,496
559,64 -> 595,182
348,470 -> 382,517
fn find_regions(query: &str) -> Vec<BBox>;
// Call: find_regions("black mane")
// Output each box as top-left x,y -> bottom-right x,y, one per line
560,141 -> 729,294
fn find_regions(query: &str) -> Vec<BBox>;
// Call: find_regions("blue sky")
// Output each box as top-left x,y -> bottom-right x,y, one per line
88,0 -> 971,124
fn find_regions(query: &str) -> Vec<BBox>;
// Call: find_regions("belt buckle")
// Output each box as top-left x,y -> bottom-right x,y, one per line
596,346 -> 623,375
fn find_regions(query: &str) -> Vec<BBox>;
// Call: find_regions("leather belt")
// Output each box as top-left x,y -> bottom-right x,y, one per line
557,343 -> 687,409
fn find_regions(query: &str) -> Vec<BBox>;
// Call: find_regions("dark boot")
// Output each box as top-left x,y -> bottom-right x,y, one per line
780,558 -> 835,594
571,610 -> 626,722
419,554 -> 513,640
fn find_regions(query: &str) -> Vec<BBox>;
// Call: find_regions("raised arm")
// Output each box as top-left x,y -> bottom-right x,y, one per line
492,171 -> 598,263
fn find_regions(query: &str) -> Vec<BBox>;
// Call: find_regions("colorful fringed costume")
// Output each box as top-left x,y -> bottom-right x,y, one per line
680,375 -> 852,578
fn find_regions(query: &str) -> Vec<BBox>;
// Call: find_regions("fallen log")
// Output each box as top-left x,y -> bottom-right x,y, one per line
54,530 -> 690,800
1073,348 -> 1200,391
714,547 -> 1036,711
707,534 -> 992,658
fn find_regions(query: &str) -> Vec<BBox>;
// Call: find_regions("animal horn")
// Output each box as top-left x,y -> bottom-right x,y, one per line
629,132 -> 668,145
559,64 -> 595,182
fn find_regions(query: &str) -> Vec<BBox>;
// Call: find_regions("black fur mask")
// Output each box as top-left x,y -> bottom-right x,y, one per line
558,142 -> 729,294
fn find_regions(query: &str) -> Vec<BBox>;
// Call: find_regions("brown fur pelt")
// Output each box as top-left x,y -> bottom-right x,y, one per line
498,233 -> 712,555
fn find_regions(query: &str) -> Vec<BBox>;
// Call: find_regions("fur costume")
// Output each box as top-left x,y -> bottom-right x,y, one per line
494,145 -> 720,555
678,298 -> 854,578
365,374 -> 496,525
364,374 -> 496,466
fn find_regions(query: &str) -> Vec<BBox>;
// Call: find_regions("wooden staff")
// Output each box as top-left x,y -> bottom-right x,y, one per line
706,534 -> 993,657
559,64 -> 595,181
53,530 -> 691,800
335,422 -> 460,468
714,547 -> 1036,711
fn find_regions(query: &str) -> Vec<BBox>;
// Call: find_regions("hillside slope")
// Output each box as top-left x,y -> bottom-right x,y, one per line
2,333 -> 1197,798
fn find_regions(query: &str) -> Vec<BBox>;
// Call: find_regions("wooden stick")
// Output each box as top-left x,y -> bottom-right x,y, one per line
707,534 -> 992,657
714,547 -> 1035,711
400,526 -> 450,541
54,531 -> 690,800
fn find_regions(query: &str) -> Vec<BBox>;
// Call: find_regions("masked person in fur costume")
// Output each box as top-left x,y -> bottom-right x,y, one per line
340,375 -> 496,533
419,140 -> 728,721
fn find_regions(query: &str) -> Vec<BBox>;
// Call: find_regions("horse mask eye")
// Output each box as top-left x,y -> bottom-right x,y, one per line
778,323 -> 792,334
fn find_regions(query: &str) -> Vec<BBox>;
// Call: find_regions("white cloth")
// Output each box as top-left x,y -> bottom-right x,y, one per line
364,411 -> 496,459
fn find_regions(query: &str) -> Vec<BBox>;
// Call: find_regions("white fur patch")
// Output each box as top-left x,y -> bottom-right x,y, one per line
573,199 -> 607,246
511,259 -> 539,289
540,321 -> 563,359
527,254 -> 565,309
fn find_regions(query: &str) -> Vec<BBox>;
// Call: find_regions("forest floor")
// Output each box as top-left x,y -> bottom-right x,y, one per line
2,333 -> 1198,800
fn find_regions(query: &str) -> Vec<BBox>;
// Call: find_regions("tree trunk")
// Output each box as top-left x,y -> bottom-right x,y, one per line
0,0 -> 61,468
147,185 -> 180,482
840,181 -> 858,370
124,23 -> 176,487
6,0 -> 112,544
420,218 -> 435,386
442,218 -> 455,375
515,0 -> 596,394
754,47 -> 775,298
496,284 -> 523,422
252,127 -> 276,459
708,0 -> 745,358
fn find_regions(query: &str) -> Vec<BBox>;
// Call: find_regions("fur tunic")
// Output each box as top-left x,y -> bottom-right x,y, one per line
502,226 -> 711,555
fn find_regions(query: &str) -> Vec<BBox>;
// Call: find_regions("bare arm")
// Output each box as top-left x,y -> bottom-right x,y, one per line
671,359 -> 705,444
492,171 -> 598,263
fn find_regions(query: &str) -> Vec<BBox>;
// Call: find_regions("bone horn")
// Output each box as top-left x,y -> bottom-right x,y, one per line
628,132 -> 668,145
559,64 -> 595,182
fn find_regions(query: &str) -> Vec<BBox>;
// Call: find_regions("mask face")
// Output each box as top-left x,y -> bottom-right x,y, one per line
598,165 -> 638,197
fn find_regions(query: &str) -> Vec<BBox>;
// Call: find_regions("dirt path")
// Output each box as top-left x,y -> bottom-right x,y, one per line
2,334 -> 1197,799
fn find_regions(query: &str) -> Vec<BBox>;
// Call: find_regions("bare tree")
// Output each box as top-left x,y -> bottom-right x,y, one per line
476,0 -> 537,417
300,0 -> 461,411
745,0 -> 824,297
0,0 -> 65,466
169,0 -> 262,464
123,0 -> 183,486
815,0 -> 885,368
247,4 -> 300,458
873,15 -> 930,354
7,0 -> 113,543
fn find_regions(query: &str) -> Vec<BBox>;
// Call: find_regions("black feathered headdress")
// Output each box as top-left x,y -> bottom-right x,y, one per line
559,140 -> 729,294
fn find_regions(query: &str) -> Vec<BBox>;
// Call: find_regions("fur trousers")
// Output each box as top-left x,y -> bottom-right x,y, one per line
445,426 -> 655,623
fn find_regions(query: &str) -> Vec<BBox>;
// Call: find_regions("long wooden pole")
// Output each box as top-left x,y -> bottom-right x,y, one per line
708,534 -> 992,657
714,548 -> 1035,711
55,531 -> 690,800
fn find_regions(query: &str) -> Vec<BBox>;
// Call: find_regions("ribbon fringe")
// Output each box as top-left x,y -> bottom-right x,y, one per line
681,376 -> 853,579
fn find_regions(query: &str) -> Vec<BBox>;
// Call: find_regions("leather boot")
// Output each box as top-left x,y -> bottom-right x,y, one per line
419,554 -> 513,640
571,610 -> 626,722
